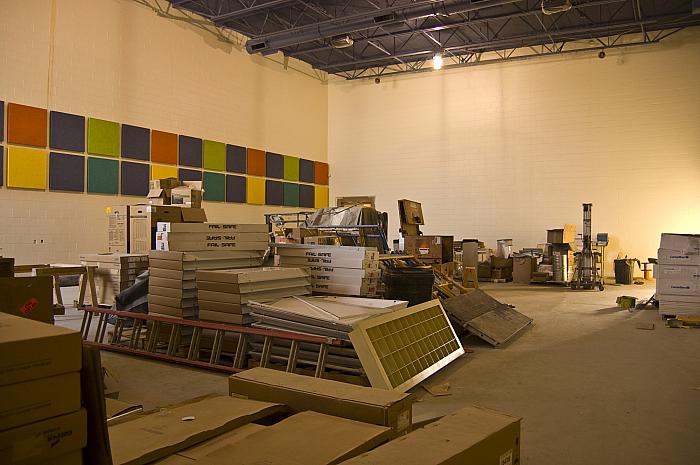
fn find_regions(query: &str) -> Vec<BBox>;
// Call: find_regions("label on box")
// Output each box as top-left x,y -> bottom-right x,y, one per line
418,248 -> 429,255
500,450 -> 513,465
20,298 -> 40,315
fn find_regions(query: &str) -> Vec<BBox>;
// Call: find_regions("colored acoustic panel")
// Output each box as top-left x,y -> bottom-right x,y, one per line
87,157 -> 119,194
0,101 -> 4,141
49,152 -> 84,192
87,118 -> 120,157
299,159 -> 315,183
266,180 -> 284,206
7,103 -> 47,147
49,111 -> 85,152
226,145 -> 246,174
283,156 -> 299,181
121,161 -> 149,196
203,140 -> 226,171
315,186 -> 329,208
203,172 -> 225,202
247,148 -> 266,177
247,177 -> 265,205
151,130 -> 178,164
151,164 -> 178,180
283,182 -> 299,207
299,184 -> 315,208
314,161 -> 329,185
266,152 -> 284,179
179,168 -> 202,182
226,175 -> 246,203
179,135 -> 202,168
121,124 -> 150,161
0,146 -> 4,186
7,147 -> 47,190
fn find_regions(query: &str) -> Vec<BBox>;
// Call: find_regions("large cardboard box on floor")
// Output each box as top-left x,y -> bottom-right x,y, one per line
512,256 -> 537,284
0,276 -> 54,323
107,205 -> 130,253
659,233 -> 700,254
229,367 -> 412,437
343,404 -> 521,465
404,236 -> 454,263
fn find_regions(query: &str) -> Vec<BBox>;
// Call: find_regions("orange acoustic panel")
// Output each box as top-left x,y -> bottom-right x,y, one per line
151,130 -> 178,165
7,103 -> 47,147
314,161 -> 329,185
247,148 -> 266,177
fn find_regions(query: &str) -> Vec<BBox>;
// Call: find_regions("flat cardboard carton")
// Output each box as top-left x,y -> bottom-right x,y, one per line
150,286 -> 197,300
44,451 -> 83,465
654,264 -> 700,280
0,276 -> 54,323
657,248 -> 700,266
195,267 -> 308,284
171,186 -> 203,209
0,372 -> 81,430
150,277 -> 197,290
150,268 -> 196,281
147,303 -> 196,319
228,367 -> 412,436
198,309 -> 251,325
150,178 -> 180,190
0,408 -> 86,464
656,277 -> 700,296
160,424 -> 265,462
659,233 -> 700,254
108,205 -> 130,252
275,245 -> 379,260
157,223 -> 269,233
343,404 -> 521,465
157,231 -> 269,243
196,278 -> 309,294
277,255 -> 379,270
155,239 -> 268,252
149,294 -> 197,308
0,313 -> 81,385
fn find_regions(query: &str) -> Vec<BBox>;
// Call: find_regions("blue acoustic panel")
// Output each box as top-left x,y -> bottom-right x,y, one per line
179,168 -> 202,181
0,101 -> 5,141
49,152 -> 85,192
266,152 -> 284,179
0,146 -> 4,186
49,111 -> 85,152
299,158 -> 315,183
226,145 -> 246,173
226,175 -> 246,203
121,124 -> 150,160
265,180 -> 284,206
179,135 -> 202,168
121,161 -> 149,196
299,184 -> 315,208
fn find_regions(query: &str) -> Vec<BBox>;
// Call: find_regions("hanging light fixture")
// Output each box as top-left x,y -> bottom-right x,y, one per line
432,52 -> 443,70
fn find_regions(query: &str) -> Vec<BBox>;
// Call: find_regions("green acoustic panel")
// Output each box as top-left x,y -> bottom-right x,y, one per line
283,156 -> 300,181
203,140 -> 226,171
203,171 -> 225,202
283,182 -> 299,207
87,118 -> 120,157
87,157 -> 119,194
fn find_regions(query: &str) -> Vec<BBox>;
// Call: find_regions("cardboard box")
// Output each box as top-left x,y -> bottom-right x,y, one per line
0,276 -> 54,323
513,256 -> 537,284
278,255 -> 379,270
0,313 -> 81,385
157,231 -> 269,243
275,245 -> 379,261
656,277 -> 700,296
163,424 -> 265,462
157,223 -> 269,233
107,205 -> 130,252
657,248 -> 700,266
228,367 -> 412,437
155,239 -> 269,252
659,233 -> 700,254
343,404 -> 521,465
0,409 -> 86,464
43,451 -> 83,465
150,177 -> 180,190
655,264 -> 700,280
171,185 -> 203,209
198,309 -> 251,325
404,236 -> 454,263
0,372 -> 81,430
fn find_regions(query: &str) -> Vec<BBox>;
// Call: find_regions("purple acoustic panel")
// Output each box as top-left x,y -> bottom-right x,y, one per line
121,161 -> 150,196
179,135 -> 203,168
49,111 -> 85,153
121,124 -> 150,160
49,152 -> 85,192
299,158 -> 315,183
226,144 -> 246,173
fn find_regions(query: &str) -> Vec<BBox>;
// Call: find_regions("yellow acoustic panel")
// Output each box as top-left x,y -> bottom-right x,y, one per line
247,177 -> 265,205
314,186 -> 329,208
151,164 -> 178,180
7,147 -> 48,190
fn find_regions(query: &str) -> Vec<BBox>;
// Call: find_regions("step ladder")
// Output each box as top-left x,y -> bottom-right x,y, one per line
79,307 -> 343,377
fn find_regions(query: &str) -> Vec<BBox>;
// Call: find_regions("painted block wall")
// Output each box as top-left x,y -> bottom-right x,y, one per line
0,0 -> 327,264
328,30 -> 700,275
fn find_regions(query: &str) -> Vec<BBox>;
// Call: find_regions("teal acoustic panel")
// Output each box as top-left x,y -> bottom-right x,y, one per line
87,157 -> 119,194
203,171 -> 225,202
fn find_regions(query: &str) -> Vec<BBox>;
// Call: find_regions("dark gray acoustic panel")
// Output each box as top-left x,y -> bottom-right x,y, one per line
121,161 -> 149,196
121,124 -> 150,160
266,180 -> 284,205
49,152 -> 85,192
0,101 -> 4,141
179,135 -> 202,167
179,168 -> 202,181
299,158 -> 315,183
226,144 -> 246,173
299,184 -> 315,208
49,111 -> 85,152
226,175 -> 246,203
266,152 -> 284,179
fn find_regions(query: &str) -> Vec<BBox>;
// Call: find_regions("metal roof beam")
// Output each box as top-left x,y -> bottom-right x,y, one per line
213,0 -> 300,24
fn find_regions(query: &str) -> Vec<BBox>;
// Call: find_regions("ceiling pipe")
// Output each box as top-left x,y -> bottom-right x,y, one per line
245,0 -> 523,54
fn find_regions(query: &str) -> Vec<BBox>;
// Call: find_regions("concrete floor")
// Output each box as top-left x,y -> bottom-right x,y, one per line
57,282 -> 700,464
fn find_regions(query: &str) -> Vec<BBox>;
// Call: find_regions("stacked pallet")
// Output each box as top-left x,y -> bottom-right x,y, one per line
79,253 -> 148,305
148,250 -> 265,319
275,245 -> 380,297
656,233 -> 700,316
195,267 -> 311,325
155,222 -> 269,252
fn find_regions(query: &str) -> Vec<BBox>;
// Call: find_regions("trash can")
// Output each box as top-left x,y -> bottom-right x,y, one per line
383,267 -> 434,306
614,259 -> 635,285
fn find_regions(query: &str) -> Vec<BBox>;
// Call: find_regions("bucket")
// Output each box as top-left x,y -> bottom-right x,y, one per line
383,267 -> 434,306
614,259 -> 635,285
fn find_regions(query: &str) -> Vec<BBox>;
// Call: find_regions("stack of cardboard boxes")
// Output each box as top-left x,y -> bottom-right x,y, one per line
656,233 -> 700,316
154,223 -> 269,252
79,253 -> 149,305
275,244 -> 381,297
147,178 -> 203,208
0,314 -> 86,464
195,268 -> 312,324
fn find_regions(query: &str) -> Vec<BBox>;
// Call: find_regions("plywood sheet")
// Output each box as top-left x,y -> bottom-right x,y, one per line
315,161 -> 329,185
179,135 -> 202,167
226,174 -> 246,203
87,157 -> 119,194
49,111 -> 85,152
203,171 -> 225,201
284,155 -> 300,181
49,152 -> 84,192
152,164 -> 178,180
284,182 -> 299,207
7,103 -> 47,147
179,168 -> 202,181
315,185 -> 329,208
151,130 -> 177,164
246,148 -> 266,176
299,184 -> 315,208
203,140 -> 225,171
121,161 -> 149,196
266,180 -> 284,205
7,146 -> 47,189
121,124 -> 150,161
87,118 -> 120,157
227,144 -> 246,173
247,176 -> 265,205
299,158 -> 315,183
266,152 -> 284,179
